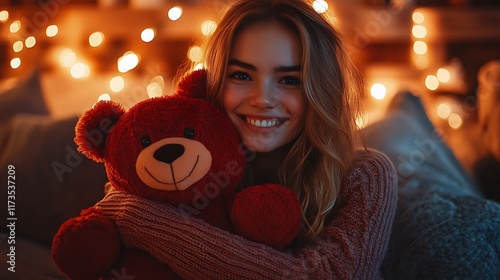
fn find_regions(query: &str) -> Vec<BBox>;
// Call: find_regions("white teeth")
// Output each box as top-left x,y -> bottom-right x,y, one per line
246,117 -> 281,128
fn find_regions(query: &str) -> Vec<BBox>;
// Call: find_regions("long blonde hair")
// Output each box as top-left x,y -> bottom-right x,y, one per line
180,0 -> 364,245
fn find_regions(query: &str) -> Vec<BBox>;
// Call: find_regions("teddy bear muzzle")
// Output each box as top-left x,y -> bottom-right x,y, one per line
135,137 -> 212,191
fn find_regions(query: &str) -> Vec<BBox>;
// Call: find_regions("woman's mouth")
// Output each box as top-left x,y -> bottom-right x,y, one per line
243,116 -> 286,128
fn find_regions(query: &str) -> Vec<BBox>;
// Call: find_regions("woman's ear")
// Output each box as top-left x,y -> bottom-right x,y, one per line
74,100 -> 125,162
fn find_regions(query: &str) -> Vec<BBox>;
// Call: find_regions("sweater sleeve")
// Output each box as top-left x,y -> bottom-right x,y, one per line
95,149 -> 397,279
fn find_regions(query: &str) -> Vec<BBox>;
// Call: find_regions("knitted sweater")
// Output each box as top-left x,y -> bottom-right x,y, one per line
95,149 -> 397,279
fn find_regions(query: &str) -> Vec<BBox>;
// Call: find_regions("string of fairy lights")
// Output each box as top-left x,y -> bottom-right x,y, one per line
1,1 -> 466,130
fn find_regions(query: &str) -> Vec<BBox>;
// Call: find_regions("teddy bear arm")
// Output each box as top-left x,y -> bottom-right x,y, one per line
230,184 -> 302,250
52,207 -> 121,280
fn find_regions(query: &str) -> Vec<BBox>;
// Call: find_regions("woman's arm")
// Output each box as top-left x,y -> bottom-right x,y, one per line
96,149 -> 397,279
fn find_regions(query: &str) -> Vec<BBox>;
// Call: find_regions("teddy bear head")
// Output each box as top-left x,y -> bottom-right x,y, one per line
74,70 -> 246,205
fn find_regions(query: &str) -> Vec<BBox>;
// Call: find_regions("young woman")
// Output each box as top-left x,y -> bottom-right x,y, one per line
97,0 -> 398,278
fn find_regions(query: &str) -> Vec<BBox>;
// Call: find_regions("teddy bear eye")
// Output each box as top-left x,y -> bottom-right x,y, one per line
184,128 -> 195,139
141,135 -> 152,147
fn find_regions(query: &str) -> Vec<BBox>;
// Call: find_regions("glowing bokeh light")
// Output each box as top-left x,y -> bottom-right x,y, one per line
168,6 -> 182,21
59,49 -> 77,68
10,20 -> 21,33
70,62 -> 90,79
25,36 -> 36,48
370,83 -> 387,100
0,10 -> 9,22
425,75 -> 439,91
46,25 -> 58,37
117,51 -> 139,73
437,103 -> 452,119
448,113 -> 463,130
188,46 -> 202,62
413,41 -> 428,55
110,76 -> 125,92
141,28 -> 155,42
201,20 -> 216,36
98,93 -> 111,102
312,0 -> 328,14
13,41 -> 23,52
147,82 -> 163,98
412,25 -> 427,39
89,32 -> 104,47
412,11 -> 425,24
437,68 -> 451,83
10,57 -> 21,69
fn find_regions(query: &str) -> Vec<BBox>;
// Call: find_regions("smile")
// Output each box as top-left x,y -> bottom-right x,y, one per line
244,116 -> 285,128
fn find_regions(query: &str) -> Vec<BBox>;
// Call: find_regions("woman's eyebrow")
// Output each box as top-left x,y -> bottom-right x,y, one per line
274,65 -> 302,73
228,59 -> 301,73
228,59 -> 256,70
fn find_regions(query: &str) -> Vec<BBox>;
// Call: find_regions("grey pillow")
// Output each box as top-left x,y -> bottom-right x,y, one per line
361,91 -> 500,279
0,115 -> 108,247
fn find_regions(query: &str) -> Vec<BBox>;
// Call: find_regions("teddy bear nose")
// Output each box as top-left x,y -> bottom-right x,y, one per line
153,144 -> 185,164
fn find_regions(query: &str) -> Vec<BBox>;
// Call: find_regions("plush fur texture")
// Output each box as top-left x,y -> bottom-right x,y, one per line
51,70 -> 301,280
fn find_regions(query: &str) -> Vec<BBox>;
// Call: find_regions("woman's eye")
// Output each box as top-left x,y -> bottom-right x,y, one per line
279,76 -> 301,86
230,71 -> 251,81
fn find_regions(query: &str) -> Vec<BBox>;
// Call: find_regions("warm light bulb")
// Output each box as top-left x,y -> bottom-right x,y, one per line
312,0 -> 328,14
25,36 -> 36,48
448,113 -> 463,130
201,20 -> 216,36
117,51 -> 139,73
147,82 -> 163,98
10,57 -> 21,69
412,11 -> 424,24
98,93 -> 111,102
370,83 -> 387,100
188,46 -> 202,62
168,6 -> 182,21
437,68 -> 451,83
193,63 -> 204,71
70,62 -> 90,79
436,103 -> 451,119
59,48 -> 76,68
413,41 -> 428,55
355,114 -> 368,129
0,10 -> 9,22
425,75 -> 439,91
89,32 -> 104,47
110,76 -> 125,92
412,25 -> 427,39
13,41 -> 23,52
141,28 -> 155,42
10,20 -> 21,33
46,25 -> 58,37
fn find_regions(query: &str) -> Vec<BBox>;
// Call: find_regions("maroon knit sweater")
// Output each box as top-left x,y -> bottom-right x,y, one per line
96,149 -> 397,279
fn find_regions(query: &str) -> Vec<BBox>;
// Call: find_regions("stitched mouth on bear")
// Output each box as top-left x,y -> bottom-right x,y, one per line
144,155 -> 200,190
136,137 -> 212,191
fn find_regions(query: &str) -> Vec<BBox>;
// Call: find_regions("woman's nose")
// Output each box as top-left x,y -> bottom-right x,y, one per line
249,82 -> 277,108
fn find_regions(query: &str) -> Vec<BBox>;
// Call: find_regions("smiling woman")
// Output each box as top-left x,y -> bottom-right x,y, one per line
94,0 -> 398,278
223,19 -> 305,153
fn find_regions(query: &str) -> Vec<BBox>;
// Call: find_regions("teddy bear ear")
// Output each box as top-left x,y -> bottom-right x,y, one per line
74,100 -> 125,162
176,69 -> 207,99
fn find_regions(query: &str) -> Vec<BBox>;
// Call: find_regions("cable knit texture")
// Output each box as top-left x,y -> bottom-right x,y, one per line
96,149 -> 397,279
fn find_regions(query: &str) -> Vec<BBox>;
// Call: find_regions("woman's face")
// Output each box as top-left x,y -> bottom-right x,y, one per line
223,20 -> 306,153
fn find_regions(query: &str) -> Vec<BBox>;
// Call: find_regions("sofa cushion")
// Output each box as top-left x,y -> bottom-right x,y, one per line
361,91 -> 500,279
0,114 -> 108,247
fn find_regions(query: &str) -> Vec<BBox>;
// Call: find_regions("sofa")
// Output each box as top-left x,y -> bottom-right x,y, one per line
0,69 -> 499,279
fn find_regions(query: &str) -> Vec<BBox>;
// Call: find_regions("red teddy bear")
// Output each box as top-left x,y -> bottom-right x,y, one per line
51,70 -> 302,280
